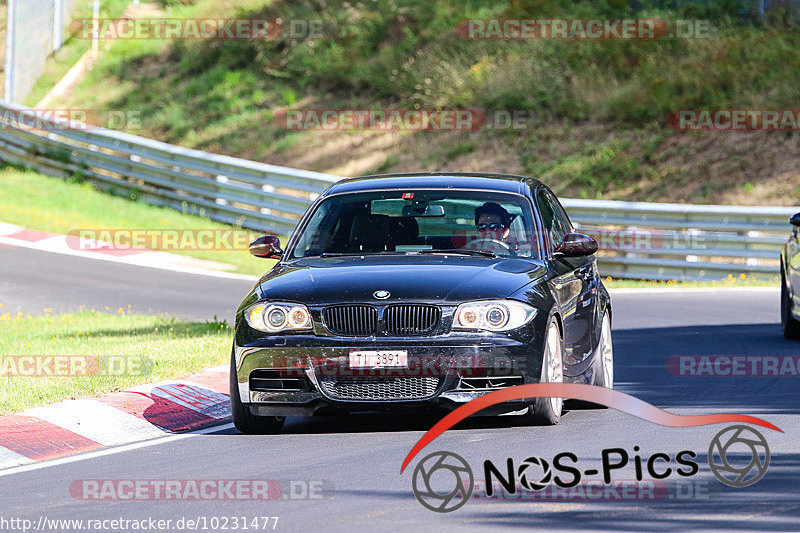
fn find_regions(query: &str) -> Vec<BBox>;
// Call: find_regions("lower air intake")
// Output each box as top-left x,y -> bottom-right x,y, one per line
317,376 -> 441,401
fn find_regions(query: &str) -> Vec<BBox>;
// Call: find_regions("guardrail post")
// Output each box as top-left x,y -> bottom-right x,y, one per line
53,0 -> 65,51
215,175 -> 229,207
4,0 -> 17,102
91,0 -> 100,59
746,229 -> 759,270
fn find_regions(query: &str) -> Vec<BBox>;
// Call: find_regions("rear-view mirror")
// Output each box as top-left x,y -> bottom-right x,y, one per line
401,204 -> 445,217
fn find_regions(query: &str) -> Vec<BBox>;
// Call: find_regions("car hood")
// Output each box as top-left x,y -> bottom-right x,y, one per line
256,255 -> 546,305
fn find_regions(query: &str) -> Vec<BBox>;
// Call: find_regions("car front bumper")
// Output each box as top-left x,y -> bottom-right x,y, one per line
234,332 -> 544,416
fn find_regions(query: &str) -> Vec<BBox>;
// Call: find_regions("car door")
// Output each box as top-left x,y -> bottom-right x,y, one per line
536,187 -> 597,370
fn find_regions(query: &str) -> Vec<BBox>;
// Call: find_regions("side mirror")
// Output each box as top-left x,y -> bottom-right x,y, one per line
790,213 -> 800,227
249,235 -> 283,259
554,233 -> 598,258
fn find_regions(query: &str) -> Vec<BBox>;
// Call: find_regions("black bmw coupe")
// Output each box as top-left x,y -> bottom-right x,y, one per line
230,173 -> 613,433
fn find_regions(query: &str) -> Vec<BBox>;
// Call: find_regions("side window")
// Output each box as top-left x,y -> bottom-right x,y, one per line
547,188 -> 573,235
536,187 -> 571,249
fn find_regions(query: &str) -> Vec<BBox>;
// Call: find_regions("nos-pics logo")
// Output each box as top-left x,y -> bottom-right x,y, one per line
411,425 -> 770,513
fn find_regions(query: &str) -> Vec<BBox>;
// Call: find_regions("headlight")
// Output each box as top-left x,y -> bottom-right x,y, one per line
245,302 -> 312,333
453,300 -> 536,332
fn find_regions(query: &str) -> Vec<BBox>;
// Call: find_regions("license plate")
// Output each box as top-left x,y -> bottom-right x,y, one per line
349,350 -> 408,369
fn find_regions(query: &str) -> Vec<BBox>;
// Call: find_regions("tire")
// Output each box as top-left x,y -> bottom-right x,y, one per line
781,268 -> 800,340
525,316 -> 564,425
591,310 -> 614,389
230,348 -> 285,434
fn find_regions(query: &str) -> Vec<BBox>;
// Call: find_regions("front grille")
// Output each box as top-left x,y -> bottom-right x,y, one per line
318,376 -> 441,401
323,305 -> 378,336
385,305 -> 441,336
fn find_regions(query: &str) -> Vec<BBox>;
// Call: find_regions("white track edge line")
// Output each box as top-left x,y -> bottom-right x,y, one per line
0,422 -> 235,478
0,236 -> 258,281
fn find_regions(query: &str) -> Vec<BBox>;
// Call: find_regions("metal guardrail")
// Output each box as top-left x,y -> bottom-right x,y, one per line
0,99 -> 796,281
0,100 -> 338,235
562,199 -> 796,281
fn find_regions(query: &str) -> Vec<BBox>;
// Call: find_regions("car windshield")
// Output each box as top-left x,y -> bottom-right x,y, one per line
287,189 -> 542,260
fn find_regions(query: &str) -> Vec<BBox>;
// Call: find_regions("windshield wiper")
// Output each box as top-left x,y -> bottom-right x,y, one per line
309,250 -> 497,258
314,251 -> 407,257
418,249 -> 498,258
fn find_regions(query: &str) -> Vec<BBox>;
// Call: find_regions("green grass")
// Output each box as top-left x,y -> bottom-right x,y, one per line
524,138 -> 642,199
57,0 -> 800,134
0,166 -> 279,277
0,309 -> 232,414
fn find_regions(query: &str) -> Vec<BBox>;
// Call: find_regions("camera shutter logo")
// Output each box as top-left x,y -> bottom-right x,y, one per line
518,456 -> 553,491
708,425 -> 770,487
411,451 -> 473,513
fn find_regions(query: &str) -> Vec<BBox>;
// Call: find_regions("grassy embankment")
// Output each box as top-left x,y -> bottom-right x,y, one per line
40,0 -> 800,206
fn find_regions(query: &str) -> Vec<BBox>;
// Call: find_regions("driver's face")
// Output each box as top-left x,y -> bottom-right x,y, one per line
477,214 -> 508,240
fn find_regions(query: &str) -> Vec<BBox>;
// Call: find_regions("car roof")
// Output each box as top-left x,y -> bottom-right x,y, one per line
322,172 -> 544,197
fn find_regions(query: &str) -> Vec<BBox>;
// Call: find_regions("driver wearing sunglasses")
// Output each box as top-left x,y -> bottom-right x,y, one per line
462,202 -> 514,254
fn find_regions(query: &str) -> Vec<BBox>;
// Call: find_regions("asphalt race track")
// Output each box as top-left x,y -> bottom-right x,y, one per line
1,246 -> 798,532
0,245 -> 253,321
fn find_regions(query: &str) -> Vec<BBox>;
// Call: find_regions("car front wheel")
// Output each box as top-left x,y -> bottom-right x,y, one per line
230,348 -> 285,434
525,316 -> 564,425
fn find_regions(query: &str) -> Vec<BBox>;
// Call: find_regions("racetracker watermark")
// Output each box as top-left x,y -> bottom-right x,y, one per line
0,109 -> 142,132
473,479 -> 713,501
260,354 -> 516,378
71,18 -> 283,40
69,479 -> 334,501
66,229 -> 260,252
579,228 -> 707,252
0,516 -> 279,532
455,19 -> 715,40
667,109 -> 800,131
274,109 -> 485,131
274,109 -> 574,131
667,355 -> 800,377
0,355 -> 152,377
